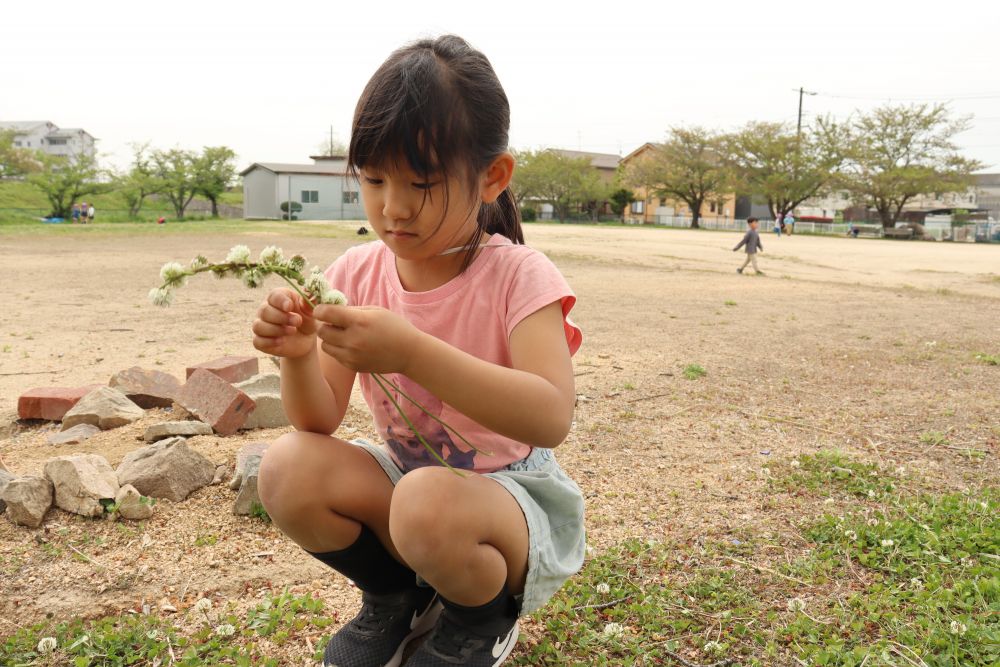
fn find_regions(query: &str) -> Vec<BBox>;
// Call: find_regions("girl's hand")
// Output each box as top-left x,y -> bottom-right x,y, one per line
312,304 -> 421,374
252,288 -> 318,359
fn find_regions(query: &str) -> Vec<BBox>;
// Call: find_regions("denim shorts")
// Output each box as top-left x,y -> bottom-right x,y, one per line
350,440 -> 586,615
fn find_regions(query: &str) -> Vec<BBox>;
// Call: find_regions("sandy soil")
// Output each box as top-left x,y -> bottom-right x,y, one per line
0,222 -> 997,660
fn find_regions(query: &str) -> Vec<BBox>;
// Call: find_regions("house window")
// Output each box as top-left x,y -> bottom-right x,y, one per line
14,141 -> 21,147
301,190 -> 319,203
630,201 -> 644,214
709,202 -> 716,213
660,198 -> 668,207
48,137 -> 67,145
343,191 -> 359,204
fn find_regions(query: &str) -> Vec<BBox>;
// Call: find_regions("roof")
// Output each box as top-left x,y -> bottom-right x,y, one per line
47,128 -> 95,139
973,173 -> 1000,187
240,162 -> 350,177
620,142 -> 657,164
0,121 -> 53,133
548,149 -> 620,170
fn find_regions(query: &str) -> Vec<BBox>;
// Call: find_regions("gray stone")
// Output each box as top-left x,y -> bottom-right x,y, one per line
233,456 -> 262,516
235,373 -> 280,395
115,484 -> 154,520
0,469 -> 13,513
143,421 -> 213,442
2,476 -> 53,527
61,386 -> 145,431
43,454 -> 119,517
228,442 -> 270,490
47,423 -> 101,445
116,437 -> 216,502
109,367 -> 182,409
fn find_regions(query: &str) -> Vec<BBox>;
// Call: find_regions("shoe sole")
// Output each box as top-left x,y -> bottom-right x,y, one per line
383,599 -> 443,667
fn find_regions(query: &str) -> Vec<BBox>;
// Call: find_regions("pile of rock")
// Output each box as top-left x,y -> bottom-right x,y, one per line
3,356 -> 287,527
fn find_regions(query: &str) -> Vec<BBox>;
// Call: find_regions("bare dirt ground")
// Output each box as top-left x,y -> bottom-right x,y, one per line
1,222 -> 998,662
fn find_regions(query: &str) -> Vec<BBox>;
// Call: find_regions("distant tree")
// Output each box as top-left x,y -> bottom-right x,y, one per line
725,119 -> 847,221
512,150 -> 600,221
151,148 -> 198,218
114,143 -> 164,218
622,127 -> 730,228
840,104 -> 983,228
192,146 -> 238,217
0,129 -> 41,178
609,188 -> 636,221
316,132 -> 348,157
27,152 -> 106,218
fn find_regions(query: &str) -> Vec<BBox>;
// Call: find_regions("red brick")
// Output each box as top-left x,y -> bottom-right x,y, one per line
109,367 -> 182,408
175,369 -> 256,436
18,385 -> 104,421
185,356 -> 259,384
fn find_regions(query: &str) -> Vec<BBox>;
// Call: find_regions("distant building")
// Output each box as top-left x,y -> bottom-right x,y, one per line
549,149 -> 620,185
0,121 -> 97,161
973,173 -> 1000,221
240,155 -> 365,220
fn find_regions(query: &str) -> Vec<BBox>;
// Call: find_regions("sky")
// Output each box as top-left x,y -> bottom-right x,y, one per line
3,0 -> 999,173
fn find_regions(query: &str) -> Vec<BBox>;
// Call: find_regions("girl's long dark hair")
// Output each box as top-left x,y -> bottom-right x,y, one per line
348,35 -> 523,270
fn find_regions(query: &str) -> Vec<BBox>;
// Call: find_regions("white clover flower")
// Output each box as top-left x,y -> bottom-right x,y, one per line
225,245 -> 251,264
867,518 -> 879,527
214,624 -> 236,637
910,578 -> 923,589
146,629 -> 160,640
242,269 -> 265,289
37,637 -> 57,654
844,530 -> 858,541
190,255 -> 209,270
596,582 -> 611,595
320,288 -> 348,305
980,502 -> 989,510
790,459 -> 800,468
259,246 -> 285,266
703,640 -> 723,655
159,262 -> 188,286
786,597 -> 806,612
602,622 -> 625,638
148,287 -> 174,307
881,539 -> 894,547
950,621 -> 967,635
305,270 -> 328,296
867,490 -> 876,498
194,597 -> 212,614
824,498 -> 835,505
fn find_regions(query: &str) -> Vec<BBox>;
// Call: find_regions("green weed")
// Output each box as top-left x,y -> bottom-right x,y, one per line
683,364 -> 707,380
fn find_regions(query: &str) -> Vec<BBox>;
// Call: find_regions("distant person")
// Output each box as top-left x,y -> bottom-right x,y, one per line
734,217 -> 764,275
157,216 -> 166,225
773,214 -> 782,237
784,212 -> 795,236
87,203 -> 95,223
71,204 -> 81,224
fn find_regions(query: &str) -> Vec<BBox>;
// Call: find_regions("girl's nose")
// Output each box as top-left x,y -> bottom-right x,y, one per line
382,185 -> 413,223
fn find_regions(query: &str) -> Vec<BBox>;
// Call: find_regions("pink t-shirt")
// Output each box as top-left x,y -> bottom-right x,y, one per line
324,234 -> 582,473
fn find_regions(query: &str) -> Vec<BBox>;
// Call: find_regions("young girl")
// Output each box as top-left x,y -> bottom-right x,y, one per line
252,35 -> 585,667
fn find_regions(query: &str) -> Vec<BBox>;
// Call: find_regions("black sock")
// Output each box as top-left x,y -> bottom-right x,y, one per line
307,524 -> 417,595
441,583 -> 520,636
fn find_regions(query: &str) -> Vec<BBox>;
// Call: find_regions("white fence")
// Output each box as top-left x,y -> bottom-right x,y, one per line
644,215 -> 884,237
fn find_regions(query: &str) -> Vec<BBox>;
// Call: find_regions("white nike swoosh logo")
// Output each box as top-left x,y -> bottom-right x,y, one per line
491,626 -> 517,659
410,598 -> 436,630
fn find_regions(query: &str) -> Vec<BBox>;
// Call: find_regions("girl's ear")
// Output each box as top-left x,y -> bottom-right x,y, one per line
480,152 -> 515,204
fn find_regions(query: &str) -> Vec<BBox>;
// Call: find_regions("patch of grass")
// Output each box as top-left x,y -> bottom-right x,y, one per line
621,382 -> 635,391
194,533 -> 218,547
919,430 -> 950,447
770,451 -> 900,500
250,502 -> 271,523
724,300 -> 737,306
786,489 -> 998,666
0,591 -> 334,666
682,364 -> 707,380
975,352 -> 1000,365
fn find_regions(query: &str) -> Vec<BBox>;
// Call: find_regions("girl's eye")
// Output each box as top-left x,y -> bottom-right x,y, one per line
363,176 -> 383,185
412,182 -> 437,190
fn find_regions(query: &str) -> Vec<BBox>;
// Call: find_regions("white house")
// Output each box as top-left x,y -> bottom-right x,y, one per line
241,156 -> 365,220
0,121 -> 97,161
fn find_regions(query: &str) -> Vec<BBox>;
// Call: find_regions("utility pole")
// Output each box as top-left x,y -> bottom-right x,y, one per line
796,87 -> 817,137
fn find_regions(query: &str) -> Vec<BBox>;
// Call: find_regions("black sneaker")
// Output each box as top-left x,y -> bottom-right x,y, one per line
405,609 -> 519,666
736,267 -> 743,274
324,587 -> 442,667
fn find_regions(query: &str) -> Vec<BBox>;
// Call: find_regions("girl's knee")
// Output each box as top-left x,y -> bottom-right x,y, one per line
257,432 -> 335,514
389,468 -> 460,560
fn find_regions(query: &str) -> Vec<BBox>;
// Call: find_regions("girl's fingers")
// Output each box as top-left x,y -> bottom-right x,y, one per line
252,319 -> 297,338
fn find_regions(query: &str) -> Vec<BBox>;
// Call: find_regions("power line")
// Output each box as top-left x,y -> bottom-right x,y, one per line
813,91 -> 1000,102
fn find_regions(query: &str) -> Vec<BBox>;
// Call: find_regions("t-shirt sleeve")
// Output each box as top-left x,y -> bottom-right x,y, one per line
505,251 -> 583,356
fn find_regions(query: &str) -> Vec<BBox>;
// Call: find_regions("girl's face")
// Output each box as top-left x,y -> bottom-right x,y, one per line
359,162 -> 480,261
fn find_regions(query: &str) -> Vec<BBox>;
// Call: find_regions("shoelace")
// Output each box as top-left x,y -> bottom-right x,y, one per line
425,614 -> 483,658
351,597 -> 409,633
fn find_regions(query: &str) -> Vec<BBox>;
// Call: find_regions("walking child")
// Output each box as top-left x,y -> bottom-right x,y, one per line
734,217 -> 764,274
252,35 -> 585,667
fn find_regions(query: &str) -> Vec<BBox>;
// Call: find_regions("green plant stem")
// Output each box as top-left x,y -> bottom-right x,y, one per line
371,373 -> 463,475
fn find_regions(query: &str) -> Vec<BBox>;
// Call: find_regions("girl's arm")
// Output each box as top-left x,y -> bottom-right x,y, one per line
280,341 -> 357,435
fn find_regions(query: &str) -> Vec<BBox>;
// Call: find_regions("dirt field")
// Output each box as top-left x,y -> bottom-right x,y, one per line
1,222 -> 997,662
